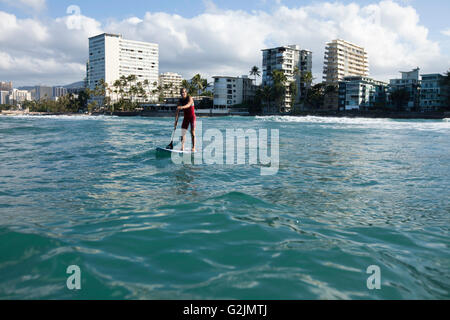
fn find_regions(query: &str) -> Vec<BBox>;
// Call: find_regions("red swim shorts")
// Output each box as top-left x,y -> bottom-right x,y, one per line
181,115 -> 196,130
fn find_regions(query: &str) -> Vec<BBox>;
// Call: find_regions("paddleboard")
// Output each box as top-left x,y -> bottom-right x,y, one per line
156,147 -> 197,154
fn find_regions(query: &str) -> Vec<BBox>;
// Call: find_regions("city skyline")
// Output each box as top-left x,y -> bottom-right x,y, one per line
0,0 -> 449,87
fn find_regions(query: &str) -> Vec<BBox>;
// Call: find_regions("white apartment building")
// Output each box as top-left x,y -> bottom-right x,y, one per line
323,39 -> 369,109
338,76 -> 388,110
262,45 -> 312,111
8,89 -> 31,105
87,33 -> 159,102
323,39 -> 368,83
159,72 -> 183,98
213,76 -> 255,109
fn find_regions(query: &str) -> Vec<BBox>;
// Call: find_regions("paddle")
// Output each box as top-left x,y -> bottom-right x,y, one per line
166,109 -> 180,150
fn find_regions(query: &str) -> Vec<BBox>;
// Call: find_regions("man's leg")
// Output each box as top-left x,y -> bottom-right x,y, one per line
191,117 -> 196,152
191,127 -> 196,152
181,128 -> 187,151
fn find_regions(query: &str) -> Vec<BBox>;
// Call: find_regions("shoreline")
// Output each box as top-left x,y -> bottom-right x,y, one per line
1,109 -> 449,120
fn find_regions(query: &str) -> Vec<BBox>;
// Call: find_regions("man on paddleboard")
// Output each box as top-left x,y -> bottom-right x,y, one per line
177,88 -> 196,152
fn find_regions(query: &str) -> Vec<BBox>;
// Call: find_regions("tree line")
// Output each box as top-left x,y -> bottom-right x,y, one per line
247,65 -> 336,114
7,73 -> 213,114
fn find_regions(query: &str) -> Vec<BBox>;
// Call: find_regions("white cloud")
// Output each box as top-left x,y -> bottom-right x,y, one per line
0,9 -> 102,85
441,28 -> 450,37
0,0 -> 448,87
0,0 -> 46,12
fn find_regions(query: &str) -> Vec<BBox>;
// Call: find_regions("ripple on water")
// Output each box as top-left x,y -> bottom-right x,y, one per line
0,116 -> 449,299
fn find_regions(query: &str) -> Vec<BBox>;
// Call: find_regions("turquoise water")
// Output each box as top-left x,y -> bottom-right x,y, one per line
0,115 -> 449,299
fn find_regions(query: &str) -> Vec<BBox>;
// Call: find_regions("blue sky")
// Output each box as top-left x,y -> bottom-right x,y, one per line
0,0 -> 449,86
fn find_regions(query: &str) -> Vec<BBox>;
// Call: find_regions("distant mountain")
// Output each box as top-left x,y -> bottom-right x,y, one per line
63,81 -> 85,89
17,81 -> 85,91
17,86 -> 35,91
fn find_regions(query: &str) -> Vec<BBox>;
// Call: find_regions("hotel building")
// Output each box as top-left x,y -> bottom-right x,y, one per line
338,76 -> 388,110
262,45 -> 312,112
323,39 -> 369,109
159,72 -> 183,98
86,33 -> 159,102
32,86 -> 53,101
7,89 -> 31,105
0,90 -> 9,104
213,76 -> 256,109
389,68 -> 421,111
420,73 -> 445,112
0,81 -> 13,91
53,87 -> 68,98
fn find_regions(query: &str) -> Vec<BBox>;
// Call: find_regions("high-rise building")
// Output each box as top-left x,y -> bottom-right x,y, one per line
53,87 -> 68,98
213,75 -> 256,109
0,91 -> 10,104
389,68 -> 421,111
323,39 -> 369,109
262,45 -> 312,112
338,76 -> 388,111
420,73 -> 445,112
33,86 -> 53,101
159,72 -> 183,98
0,81 -> 13,91
86,33 -> 159,102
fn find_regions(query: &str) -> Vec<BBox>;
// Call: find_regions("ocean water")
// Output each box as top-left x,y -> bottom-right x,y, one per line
0,114 -> 449,299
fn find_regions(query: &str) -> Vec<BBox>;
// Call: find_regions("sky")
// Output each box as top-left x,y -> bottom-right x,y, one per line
0,0 -> 449,87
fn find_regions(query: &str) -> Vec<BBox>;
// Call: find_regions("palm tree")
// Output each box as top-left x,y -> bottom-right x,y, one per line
300,71 -> 314,105
182,79 -> 196,96
113,80 -> 121,102
95,79 -> 108,109
152,81 -> 158,102
126,75 -> 138,101
191,74 -> 203,96
143,79 -> 151,102
120,76 -> 128,101
260,85 -> 273,114
289,81 -> 298,112
250,66 -> 261,85
201,78 -> 210,94
271,70 -> 288,112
